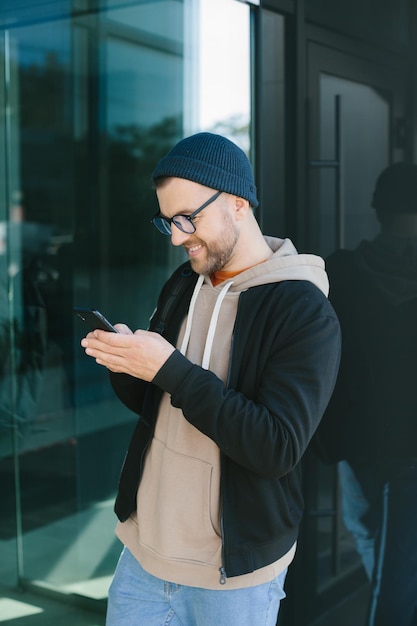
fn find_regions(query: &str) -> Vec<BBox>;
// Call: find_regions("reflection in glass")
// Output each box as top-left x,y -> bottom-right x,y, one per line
320,162 -> 417,621
319,74 -> 389,256
0,0 -> 253,608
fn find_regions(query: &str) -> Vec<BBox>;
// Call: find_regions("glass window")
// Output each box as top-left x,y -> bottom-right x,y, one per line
196,0 -> 251,147
318,74 -> 389,256
0,0 -> 253,610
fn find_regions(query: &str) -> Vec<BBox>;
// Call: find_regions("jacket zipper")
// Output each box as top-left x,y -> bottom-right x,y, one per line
219,510 -> 227,584
219,566 -> 227,585
218,322 -> 238,586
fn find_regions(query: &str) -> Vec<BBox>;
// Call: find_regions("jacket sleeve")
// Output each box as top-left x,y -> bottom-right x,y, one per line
153,283 -> 341,479
109,372 -> 150,415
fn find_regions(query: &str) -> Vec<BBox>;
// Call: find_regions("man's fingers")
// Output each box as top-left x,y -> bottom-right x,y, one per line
114,323 -> 133,335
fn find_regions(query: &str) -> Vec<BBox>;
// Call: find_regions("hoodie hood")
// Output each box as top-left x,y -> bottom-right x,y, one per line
206,236 -> 329,296
354,233 -> 417,306
180,236 -> 328,376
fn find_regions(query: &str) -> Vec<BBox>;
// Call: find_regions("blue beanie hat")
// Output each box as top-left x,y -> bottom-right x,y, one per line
152,132 -> 258,208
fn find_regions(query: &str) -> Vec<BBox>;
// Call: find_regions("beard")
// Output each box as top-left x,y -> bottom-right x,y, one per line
188,211 -> 239,275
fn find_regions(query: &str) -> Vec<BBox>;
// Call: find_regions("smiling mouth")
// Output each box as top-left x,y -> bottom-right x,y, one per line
186,244 -> 203,256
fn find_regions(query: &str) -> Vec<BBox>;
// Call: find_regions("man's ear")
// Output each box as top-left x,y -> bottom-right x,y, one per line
234,196 -> 250,220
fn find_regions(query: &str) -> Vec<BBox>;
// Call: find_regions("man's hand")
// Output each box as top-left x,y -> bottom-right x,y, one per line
81,324 -> 175,381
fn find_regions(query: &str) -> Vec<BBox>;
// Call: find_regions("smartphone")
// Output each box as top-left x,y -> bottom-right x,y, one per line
73,307 -> 118,333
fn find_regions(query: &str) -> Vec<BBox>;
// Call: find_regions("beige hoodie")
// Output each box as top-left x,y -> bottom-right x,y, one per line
116,237 -> 328,588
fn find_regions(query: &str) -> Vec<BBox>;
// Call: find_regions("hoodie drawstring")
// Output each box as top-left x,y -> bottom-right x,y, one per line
179,278 -> 234,371
180,274 -> 204,356
202,281 -> 233,369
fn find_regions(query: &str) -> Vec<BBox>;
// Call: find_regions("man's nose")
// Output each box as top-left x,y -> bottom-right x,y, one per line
170,224 -> 191,246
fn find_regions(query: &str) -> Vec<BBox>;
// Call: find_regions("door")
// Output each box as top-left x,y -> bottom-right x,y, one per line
283,41 -> 408,625
307,42 -> 407,257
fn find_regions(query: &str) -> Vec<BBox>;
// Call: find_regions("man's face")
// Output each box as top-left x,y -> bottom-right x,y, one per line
156,178 -> 240,275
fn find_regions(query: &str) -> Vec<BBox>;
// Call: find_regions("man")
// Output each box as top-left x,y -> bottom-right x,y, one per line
318,163 -> 417,625
81,132 -> 341,625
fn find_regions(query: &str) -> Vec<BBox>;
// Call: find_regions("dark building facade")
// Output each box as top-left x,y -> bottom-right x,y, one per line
1,0 -> 416,623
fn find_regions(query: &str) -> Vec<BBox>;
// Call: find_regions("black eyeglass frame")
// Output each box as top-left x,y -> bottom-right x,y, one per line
151,190 -> 222,235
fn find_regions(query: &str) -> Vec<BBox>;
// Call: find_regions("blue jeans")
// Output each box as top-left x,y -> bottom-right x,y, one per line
106,547 -> 287,626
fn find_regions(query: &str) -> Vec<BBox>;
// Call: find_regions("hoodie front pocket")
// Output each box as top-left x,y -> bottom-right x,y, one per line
137,436 -> 222,566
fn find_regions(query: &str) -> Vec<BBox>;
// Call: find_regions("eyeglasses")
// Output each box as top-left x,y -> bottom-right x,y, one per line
151,190 -> 222,236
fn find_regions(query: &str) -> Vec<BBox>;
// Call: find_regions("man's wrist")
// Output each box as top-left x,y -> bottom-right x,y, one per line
152,349 -> 194,392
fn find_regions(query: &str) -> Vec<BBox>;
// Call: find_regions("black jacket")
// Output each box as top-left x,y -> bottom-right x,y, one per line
110,262 -> 341,578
